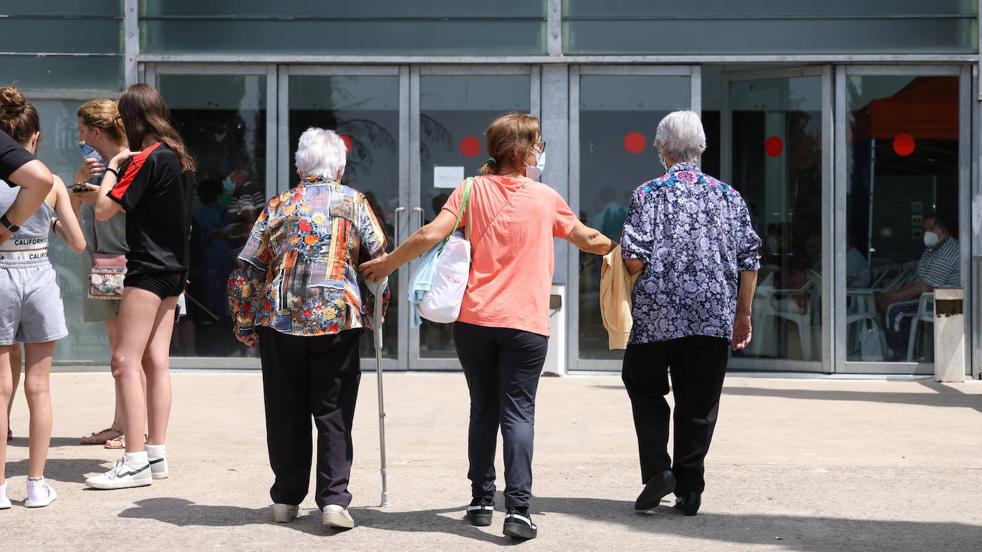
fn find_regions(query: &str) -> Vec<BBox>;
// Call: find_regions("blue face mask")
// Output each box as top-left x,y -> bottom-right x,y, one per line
525,151 -> 546,181
222,177 -> 235,193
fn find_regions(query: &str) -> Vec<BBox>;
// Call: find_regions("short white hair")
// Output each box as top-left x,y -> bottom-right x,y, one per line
655,110 -> 706,164
294,127 -> 347,179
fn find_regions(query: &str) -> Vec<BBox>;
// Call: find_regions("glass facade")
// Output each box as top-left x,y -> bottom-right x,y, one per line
1,4 -> 979,375
0,2 -> 122,90
845,76 -> 961,364
564,1 -> 978,54
576,74 -> 691,360
140,1 -> 547,55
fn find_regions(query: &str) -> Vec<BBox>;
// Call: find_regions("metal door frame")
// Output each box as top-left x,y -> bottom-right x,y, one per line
409,65 -> 541,370
719,65 -> 834,373
279,64 -> 410,372
567,64 -> 701,372
835,64 -> 972,375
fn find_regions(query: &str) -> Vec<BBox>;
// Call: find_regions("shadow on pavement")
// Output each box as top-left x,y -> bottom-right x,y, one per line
723,381 -> 982,414
115,495 -> 982,550
4,457 -> 109,483
527,496 -> 982,551
6,436 -> 88,449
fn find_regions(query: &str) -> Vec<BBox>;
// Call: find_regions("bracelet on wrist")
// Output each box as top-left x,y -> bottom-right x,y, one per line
105,167 -> 120,179
1,213 -> 20,233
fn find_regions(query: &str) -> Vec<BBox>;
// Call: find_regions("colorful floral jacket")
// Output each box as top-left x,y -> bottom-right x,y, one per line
227,177 -> 389,337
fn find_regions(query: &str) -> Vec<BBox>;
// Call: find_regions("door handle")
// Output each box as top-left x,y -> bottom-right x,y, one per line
393,206 -> 406,246
411,207 -> 424,229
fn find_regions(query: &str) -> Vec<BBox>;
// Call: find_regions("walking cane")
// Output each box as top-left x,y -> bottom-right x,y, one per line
365,276 -> 391,507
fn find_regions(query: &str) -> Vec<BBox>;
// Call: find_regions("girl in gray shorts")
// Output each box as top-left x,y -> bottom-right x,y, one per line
0,87 -> 87,510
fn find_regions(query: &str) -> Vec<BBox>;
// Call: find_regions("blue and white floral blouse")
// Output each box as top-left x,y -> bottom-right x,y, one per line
620,162 -> 761,345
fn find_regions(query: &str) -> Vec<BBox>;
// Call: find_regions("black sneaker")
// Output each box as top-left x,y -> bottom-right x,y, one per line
503,507 -> 537,540
465,496 -> 494,527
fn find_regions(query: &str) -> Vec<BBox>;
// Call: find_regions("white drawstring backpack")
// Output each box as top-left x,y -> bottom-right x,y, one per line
412,177 -> 473,324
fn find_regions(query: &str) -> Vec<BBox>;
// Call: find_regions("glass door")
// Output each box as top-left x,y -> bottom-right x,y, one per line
720,67 -> 833,372
836,66 -> 971,375
281,66 -> 409,371
569,66 -> 699,371
410,66 -> 539,370
149,64 -> 276,367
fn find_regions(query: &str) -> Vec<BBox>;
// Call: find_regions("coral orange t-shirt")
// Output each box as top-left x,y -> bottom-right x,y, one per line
442,175 -> 578,337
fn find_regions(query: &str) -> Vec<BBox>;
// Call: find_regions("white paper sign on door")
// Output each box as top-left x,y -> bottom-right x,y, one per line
434,166 -> 465,189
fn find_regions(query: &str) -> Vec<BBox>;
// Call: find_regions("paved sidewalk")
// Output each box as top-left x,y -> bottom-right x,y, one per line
3,372 -> 981,551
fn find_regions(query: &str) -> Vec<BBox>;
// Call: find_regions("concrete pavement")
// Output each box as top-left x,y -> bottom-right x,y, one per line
2,371 -> 981,551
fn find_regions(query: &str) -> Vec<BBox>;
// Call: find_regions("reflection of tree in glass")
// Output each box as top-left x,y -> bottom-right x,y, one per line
335,118 -> 395,181
420,114 -> 452,165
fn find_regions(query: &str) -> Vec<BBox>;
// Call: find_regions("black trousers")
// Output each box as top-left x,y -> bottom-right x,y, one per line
257,326 -> 362,509
453,322 -> 548,510
621,336 -> 729,495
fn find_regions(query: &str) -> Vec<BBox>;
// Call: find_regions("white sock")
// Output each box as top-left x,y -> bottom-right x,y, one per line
26,477 -> 48,499
0,481 -> 7,495
145,444 -> 166,460
124,450 -> 149,468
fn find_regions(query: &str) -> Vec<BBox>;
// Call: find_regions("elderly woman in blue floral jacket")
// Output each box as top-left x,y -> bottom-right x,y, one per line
227,128 -> 389,530
620,111 -> 760,516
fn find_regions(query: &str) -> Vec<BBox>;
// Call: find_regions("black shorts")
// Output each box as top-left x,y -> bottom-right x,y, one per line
125,272 -> 187,300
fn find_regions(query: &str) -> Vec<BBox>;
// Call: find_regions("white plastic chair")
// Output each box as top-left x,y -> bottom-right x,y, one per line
758,270 -> 819,360
906,292 -> 935,361
845,289 -> 888,360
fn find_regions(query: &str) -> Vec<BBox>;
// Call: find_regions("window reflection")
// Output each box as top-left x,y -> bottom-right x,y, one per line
846,76 -> 960,363
576,75 -> 691,360
160,74 -> 267,357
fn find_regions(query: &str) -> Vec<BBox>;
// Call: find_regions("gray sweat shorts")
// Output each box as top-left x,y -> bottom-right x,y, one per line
0,263 -> 68,345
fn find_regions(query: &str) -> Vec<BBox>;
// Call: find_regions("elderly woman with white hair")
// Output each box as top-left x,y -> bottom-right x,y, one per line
227,128 -> 388,529
620,111 -> 761,516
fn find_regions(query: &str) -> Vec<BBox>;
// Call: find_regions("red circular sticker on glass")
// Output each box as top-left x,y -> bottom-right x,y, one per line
764,136 -> 784,157
623,131 -> 646,154
339,133 -> 353,153
460,135 -> 482,158
893,134 -> 915,157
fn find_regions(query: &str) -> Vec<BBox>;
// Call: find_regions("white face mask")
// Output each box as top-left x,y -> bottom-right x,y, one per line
222,177 -> 235,193
525,151 -> 546,181
923,231 -> 940,248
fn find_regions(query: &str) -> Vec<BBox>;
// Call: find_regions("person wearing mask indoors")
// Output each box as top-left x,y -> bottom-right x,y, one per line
223,168 -> 265,260
875,213 -> 959,359
0,86 -> 87,509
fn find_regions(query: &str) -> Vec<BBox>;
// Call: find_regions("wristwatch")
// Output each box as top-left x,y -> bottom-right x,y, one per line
1,213 -> 19,233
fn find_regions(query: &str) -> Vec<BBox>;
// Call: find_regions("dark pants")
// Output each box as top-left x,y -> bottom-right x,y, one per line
257,326 -> 362,509
621,336 -> 729,495
453,322 -> 548,510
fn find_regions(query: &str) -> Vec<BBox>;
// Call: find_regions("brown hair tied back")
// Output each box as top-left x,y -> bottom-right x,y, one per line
0,86 -> 40,146
77,99 -> 126,145
117,84 -> 196,173
479,112 -> 540,176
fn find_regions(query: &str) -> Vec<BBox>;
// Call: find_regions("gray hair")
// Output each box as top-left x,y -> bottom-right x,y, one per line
654,110 -> 706,164
294,127 -> 347,180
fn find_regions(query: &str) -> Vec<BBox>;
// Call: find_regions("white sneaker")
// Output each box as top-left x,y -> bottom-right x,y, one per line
25,478 -> 57,508
85,456 -> 152,490
272,503 -> 300,523
322,504 -> 355,529
0,482 -> 10,510
149,457 -> 169,480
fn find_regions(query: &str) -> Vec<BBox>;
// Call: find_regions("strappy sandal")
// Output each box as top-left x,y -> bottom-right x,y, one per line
81,427 -> 123,445
105,432 -> 147,450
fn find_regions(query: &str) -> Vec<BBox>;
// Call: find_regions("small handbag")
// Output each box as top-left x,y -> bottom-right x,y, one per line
87,224 -> 126,300
414,177 -> 474,324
